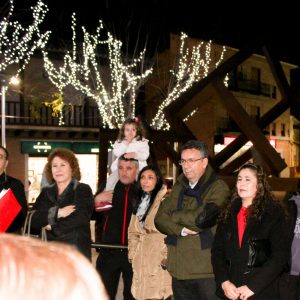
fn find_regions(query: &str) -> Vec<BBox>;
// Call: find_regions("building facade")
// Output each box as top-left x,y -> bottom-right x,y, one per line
145,33 -> 299,178
2,34 -> 299,203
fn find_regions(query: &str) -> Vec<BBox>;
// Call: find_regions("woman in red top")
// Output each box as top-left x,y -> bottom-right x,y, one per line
212,163 -> 289,300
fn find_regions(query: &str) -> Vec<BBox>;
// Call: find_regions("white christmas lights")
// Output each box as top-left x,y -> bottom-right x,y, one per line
151,33 -> 226,130
0,0 -> 50,77
43,14 -> 153,128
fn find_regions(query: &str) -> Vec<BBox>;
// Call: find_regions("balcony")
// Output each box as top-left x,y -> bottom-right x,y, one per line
228,77 -> 277,99
6,100 -> 100,127
3,100 -> 101,140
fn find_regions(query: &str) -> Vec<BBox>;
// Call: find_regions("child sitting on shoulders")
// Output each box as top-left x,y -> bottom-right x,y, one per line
106,117 -> 149,191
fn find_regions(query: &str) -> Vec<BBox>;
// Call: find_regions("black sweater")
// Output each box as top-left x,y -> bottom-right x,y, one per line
100,181 -> 138,246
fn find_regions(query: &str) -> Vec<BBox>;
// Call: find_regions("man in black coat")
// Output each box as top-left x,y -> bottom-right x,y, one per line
94,155 -> 139,300
0,146 -> 27,233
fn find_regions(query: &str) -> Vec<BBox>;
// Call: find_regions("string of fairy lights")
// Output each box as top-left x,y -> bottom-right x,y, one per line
0,1 -> 228,131
150,33 -> 227,130
0,0 -> 49,77
43,14 -> 153,128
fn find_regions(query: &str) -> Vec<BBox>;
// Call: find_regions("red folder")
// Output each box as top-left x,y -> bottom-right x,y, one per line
0,188 -> 22,233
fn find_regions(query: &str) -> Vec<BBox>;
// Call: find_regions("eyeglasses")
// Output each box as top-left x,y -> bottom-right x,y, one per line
0,154 -> 7,160
178,158 -> 205,166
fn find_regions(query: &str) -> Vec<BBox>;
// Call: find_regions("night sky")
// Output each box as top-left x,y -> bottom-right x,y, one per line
2,0 -> 300,66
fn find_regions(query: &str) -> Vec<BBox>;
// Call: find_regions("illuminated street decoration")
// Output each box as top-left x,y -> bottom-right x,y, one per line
0,0 -> 49,76
43,14 -> 152,128
151,33 -> 227,130
0,0 -> 49,147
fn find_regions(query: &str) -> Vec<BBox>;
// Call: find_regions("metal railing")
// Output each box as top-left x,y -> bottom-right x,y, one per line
91,243 -> 128,250
4,100 -> 101,128
228,78 -> 277,99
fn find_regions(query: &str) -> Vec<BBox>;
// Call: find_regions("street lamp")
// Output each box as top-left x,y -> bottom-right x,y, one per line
0,75 -> 20,148
0,76 -> 7,148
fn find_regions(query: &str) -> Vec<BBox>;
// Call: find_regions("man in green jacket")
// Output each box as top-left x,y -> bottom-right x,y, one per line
155,140 -> 230,300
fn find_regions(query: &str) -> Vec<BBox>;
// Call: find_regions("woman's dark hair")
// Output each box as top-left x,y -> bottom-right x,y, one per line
133,165 -> 164,221
219,162 -> 278,222
117,118 -> 145,141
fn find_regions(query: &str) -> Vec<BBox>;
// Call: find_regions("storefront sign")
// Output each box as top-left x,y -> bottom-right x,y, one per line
21,141 -> 99,154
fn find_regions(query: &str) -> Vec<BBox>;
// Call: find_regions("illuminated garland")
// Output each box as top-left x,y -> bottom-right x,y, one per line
43,14 -> 153,128
0,0 -> 49,77
151,33 -> 227,130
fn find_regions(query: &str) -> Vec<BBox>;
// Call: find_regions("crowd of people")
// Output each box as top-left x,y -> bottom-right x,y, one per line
1,117 -> 300,300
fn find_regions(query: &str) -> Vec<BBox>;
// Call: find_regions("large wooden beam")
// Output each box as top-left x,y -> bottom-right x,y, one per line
263,46 -> 290,99
212,80 -> 287,174
164,44 -> 259,123
212,96 -> 290,168
213,47 -> 292,169
217,149 -> 253,175
173,85 -> 215,122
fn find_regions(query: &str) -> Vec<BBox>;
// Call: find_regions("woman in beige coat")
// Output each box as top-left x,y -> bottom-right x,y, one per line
128,166 -> 172,300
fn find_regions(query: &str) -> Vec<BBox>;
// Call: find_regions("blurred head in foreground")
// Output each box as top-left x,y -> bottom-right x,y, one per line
0,234 -> 108,300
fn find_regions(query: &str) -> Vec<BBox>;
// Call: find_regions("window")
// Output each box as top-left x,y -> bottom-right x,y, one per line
281,123 -> 286,136
250,105 -> 260,120
251,67 -> 261,82
272,86 -> 277,99
271,123 -> 276,136
237,66 -> 247,80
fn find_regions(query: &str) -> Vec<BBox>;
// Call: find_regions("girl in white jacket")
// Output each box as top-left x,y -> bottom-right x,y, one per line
105,118 -> 149,191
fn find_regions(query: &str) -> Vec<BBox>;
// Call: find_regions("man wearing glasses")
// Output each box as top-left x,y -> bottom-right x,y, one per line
0,145 -> 27,233
155,140 -> 230,300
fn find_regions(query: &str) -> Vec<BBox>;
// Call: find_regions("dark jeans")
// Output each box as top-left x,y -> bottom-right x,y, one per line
172,276 -> 219,300
96,249 -> 134,300
279,273 -> 300,300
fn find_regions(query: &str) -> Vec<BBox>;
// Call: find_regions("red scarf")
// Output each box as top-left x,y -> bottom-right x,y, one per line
237,206 -> 247,247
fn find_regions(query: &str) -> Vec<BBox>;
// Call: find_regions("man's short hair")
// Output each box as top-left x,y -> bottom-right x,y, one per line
180,140 -> 208,158
118,154 -> 139,168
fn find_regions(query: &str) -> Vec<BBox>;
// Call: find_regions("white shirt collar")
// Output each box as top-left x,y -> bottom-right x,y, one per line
189,180 -> 198,189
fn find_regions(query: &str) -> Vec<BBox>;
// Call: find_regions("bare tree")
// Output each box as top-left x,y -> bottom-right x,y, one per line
0,0 -> 50,76
43,14 -> 152,129
150,33 -> 227,130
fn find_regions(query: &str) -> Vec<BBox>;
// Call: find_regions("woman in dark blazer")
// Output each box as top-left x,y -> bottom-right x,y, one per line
31,148 -> 94,260
211,163 -> 290,300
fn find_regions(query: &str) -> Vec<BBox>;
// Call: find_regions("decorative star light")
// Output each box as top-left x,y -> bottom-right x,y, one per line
0,0 -> 50,77
43,14 -> 153,128
151,32 -> 227,130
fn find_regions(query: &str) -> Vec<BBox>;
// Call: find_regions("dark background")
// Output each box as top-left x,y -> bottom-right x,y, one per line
2,0 -> 300,66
